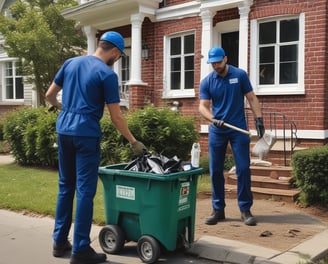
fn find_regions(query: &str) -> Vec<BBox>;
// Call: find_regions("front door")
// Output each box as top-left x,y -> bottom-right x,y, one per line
221,31 -> 239,67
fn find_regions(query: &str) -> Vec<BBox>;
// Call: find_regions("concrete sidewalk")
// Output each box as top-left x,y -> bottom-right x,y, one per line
0,208 -> 327,264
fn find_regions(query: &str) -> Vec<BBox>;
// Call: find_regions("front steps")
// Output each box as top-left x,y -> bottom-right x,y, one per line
225,165 -> 301,202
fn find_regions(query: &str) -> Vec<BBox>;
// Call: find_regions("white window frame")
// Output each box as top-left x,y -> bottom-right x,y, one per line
163,31 -> 196,99
1,59 -> 24,102
250,14 -> 305,95
113,38 -> 131,107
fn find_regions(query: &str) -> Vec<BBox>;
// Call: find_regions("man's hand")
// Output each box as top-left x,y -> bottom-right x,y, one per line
212,119 -> 225,128
130,141 -> 147,156
255,117 -> 265,138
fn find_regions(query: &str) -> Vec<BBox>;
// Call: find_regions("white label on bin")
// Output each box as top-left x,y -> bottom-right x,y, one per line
179,182 -> 190,205
116,185 -> 135,200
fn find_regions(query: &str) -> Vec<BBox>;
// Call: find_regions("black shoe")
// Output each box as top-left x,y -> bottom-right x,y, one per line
70,246 -> 107,264
205,210 -> 225,225
53,241 -> 72,257
241,210 -> 257,226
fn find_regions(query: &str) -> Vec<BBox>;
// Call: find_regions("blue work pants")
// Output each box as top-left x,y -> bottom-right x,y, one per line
53,134 -> 100,253
208,125 -> 253,212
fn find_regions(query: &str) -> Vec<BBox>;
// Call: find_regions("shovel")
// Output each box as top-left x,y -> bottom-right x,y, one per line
213,120 -> 275,159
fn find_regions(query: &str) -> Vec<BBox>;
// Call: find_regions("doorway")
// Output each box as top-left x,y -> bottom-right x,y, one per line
221,31 -> 239,67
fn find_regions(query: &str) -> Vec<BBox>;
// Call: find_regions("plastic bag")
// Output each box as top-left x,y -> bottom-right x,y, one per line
124,153 -> 183,174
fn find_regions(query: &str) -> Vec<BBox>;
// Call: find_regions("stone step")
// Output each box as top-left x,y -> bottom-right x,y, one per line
250,164 -> 293,178
227,174 -> 293,190
224,184 -> 300,202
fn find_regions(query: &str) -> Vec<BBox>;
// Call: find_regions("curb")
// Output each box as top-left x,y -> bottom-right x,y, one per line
188,230 -> 328,264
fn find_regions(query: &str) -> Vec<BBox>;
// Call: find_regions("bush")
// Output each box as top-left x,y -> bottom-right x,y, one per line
292,145 -> 328,206
3,107 -> 58,166
3,105 -> 199,168
100,105 -> 199,165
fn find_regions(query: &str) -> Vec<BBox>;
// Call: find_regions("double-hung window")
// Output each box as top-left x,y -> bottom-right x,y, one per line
164,32 -> 195,98
3,60 -> 24,100
250,15 -> 304,94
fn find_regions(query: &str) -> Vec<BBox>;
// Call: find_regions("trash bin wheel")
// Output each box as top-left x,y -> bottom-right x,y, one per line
137,235 -> 161,264
98,225 -> 125,254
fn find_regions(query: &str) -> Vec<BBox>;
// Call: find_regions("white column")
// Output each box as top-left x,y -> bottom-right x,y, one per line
238,2 -> 252,71
83,26 -> 97,55
128,13 -> 147,85
200,9 -> 214,81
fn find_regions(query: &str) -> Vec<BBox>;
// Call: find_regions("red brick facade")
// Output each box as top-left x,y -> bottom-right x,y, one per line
125,0 -> 327,150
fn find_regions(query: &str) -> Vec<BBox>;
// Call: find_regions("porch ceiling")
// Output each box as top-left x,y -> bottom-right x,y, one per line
61,0 -> 161,30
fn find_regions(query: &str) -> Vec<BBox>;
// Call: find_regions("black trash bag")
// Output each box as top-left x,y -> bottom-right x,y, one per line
124,152 -> 183,174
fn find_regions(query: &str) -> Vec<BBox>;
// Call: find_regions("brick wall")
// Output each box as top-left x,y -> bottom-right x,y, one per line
249,0 -> 328,132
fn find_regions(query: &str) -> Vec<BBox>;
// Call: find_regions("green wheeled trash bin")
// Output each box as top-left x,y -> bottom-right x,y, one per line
98,164 -> 203,264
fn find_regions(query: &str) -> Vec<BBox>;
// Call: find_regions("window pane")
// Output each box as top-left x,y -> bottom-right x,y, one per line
185,56 -> 194,71
5,78 -> 13,99
171,72 -> 181,90
259,64 -> 274,84
259,21 -> 276,44
170,37 -> 181,55
280,44 -> 298,62
260,47 -> 274,63
280,19 -> 299,42
171,58 -> 181,71
185,71 -> 194,89
280,62 -> 298,84
5,62 -> 13,76
184,34 -> 194,54
15,77 -> 24,99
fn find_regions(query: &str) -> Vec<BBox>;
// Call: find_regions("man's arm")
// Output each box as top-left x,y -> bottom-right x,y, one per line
199,99 -> 214,121
106,103 -> 136,144
245,91 -> 262,118
45,82 -> 62,110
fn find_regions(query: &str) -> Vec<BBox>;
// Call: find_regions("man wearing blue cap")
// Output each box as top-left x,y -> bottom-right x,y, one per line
199,46 -> 265,226
46,31 -> 146,264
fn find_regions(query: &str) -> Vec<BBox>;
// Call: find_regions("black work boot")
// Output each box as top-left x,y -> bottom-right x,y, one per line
53,240 -> 72,257
70,246 -> 107,264
241,210 -> 257,226
205,209 -> 225,225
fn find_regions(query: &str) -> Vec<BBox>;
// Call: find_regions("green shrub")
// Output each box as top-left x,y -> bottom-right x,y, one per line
4,105 -> 199,168
3,107 -> 58,166
100,105 -> 199,165
126,105 -> 199,160
292,145 -> 328,206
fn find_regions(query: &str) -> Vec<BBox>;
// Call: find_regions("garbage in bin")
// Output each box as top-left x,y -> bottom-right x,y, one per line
124,152 -> 183,174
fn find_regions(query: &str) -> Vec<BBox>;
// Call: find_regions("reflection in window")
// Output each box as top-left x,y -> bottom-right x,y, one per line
259,18 -> 299,85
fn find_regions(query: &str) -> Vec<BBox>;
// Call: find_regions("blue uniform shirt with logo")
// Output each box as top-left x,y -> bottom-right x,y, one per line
54,55 -> 120,137
199,65 -> 253,130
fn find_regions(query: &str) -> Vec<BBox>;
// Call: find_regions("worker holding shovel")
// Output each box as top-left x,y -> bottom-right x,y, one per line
199,46 -> 265,226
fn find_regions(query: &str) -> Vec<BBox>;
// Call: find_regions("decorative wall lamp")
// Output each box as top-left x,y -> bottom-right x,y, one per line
142,41 -> 149,61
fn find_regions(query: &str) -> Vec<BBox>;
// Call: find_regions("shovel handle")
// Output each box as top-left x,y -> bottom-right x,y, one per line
223,123 -> 252,135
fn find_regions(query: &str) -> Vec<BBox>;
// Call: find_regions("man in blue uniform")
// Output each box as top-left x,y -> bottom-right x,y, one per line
46,31 -> 146,264
199,46 -> 265,226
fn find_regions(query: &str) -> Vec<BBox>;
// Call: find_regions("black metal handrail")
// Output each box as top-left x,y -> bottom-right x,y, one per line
246,108 -> 298,166
266,112 -> 298,166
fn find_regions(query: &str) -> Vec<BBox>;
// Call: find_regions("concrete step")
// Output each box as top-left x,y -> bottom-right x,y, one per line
227,174 -> 292,190
225,184 -> 300,202
250,164 -> 293,178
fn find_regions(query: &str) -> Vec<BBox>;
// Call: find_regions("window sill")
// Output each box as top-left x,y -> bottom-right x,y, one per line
162,90 -> 196,99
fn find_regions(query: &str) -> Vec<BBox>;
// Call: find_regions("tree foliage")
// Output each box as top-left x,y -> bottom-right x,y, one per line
0,0 -> 86,105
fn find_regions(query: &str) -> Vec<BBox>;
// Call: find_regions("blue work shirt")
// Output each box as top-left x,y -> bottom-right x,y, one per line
199,65 -> 253,130
54,55 -> 120,137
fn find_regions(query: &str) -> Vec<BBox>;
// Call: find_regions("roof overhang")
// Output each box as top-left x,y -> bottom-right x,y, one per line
61,0 -> 162,30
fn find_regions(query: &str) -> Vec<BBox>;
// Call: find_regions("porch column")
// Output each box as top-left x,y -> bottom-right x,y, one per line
200,9 -> 214,80
83,26 -> 97,55
238,2 -> 252,71
128,13 -> 147,85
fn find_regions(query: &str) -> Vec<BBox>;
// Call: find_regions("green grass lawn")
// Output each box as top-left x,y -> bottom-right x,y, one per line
0,163 -> 211,225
